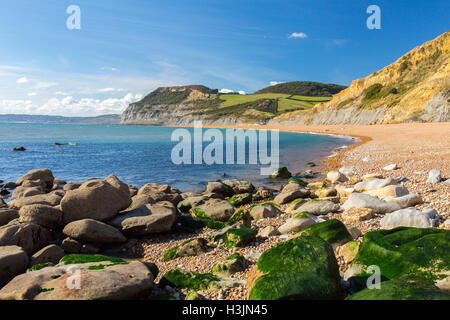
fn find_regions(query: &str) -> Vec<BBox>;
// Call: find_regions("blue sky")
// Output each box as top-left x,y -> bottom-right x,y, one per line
0,0 -> 448,116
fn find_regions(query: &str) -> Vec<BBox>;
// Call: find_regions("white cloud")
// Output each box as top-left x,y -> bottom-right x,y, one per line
27,92 -> 37,96
34,82 -> 58,89
270,81 -> 283,86
288,32 -> 308,39
98,88 -> 124,92
0,93 -> 143,117
219,88 -> 234,94
17,77 -> 28,84
100,67 -> 118,71
238,90 -> 246,95
55,91 -> 68,95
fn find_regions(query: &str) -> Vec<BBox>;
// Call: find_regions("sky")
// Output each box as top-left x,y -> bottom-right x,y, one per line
0,0 -> 448,117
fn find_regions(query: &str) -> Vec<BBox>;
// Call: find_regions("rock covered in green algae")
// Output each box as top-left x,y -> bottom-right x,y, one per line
287,177 -> 307,186
346,275 -> 450,300
269,167 -> 292,179
160,268 -> 245,291
296,219 -> 353,247
211,253 -> 246,276
224,228 -> 257,248
350,227 -> 450,282
227,193 -> 252,206
247,236 -> 342,300
163,238 -> 208,261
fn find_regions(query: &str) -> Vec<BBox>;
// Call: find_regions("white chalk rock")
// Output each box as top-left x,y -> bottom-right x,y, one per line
426,170 -> 441,184
380,208 -> 440,229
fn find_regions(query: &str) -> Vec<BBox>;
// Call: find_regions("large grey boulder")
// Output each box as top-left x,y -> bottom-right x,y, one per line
278,214 -> 316,234
61,238 -> 100,254
0,208 -> 19,227
426,170 -> 442,184
177,196 -> 207,213
16,169 -> 54,189
380,208 -> 440,229
354,178 -> 397,192
126,194 -> 156,211
60,175 -> 131,224
63,219 -> 126,244
274,183 -> 310,205
137,183 -> 182,205
293,200 -> 340,216
0,261 -> 154,300
250,204 -> 281,220
11,186 -> 44,200
109,204 -> 176,236
30,244 -> 65,267
192,198 -> 235,222
205,182 -> 234,197
8,191 -> 64,209
342,193 -> 402,214
223,180 -> 254,194
0,246 -> 29,288
0,221 -> 52,255
18,204 -> 63,229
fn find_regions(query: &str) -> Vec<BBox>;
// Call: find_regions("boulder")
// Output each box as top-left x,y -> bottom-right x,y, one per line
0,246 -> 29,288
342,193 -> 402,214
350,227 -> 450,285
380,208 -> 440,229
354,178 -> 397,192
314,187 -> 337,198
247,236 -> 341,300
384,194 -> 422,208
164,238 -> 208,261
223,180 -> 254,194
18,204 -> 63,229
16,169 -> 54,189
250,204 -> 281,220
0,259 -> 154,300
224,228 -> 257,248
296,219 -> 352,247
0,221 -> 52,255
191,199 -> 235,222
109,204 -> 176,236
227,193 -> 252,206
327,171 -> 348,183
177,196 -> 207,213
8,191 -> 64,209
273,183 -> 310,205
3,182 -> 17,189
161,268 -> 244,291
30,244 -> 65,267
258,226 -> 280,238
252,187 -> 273,201
11,186 -> 44,200
341,207 -> 375,223
285,198 -> 307,214
269,167 -> 292,179
63,182 -> 82,191
211,253 -> 246,277
293,199 -> 340,216
60,175 -> 131,223
278,212 -> 315,234
0,208 -> 19,227
63,219 -> 126,244
366,185 -> 409,198
205,182 -> 234,197
126,194 -> 156,211
61,238 -> 100,254
362,173 -> 383,181
346,276 -> 450,300
426,170 -> 442,184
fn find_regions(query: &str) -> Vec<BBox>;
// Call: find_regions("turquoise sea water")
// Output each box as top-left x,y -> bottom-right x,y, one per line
0,123 -> 354,192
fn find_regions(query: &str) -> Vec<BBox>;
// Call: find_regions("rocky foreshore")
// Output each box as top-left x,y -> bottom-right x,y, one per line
0,161 -> 449,300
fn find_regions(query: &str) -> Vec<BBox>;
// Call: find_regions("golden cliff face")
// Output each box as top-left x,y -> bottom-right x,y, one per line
271,31 -> 450,125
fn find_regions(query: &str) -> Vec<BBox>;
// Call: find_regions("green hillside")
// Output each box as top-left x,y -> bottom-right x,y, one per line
123,82 -> 342,124
255,81 -> 347,97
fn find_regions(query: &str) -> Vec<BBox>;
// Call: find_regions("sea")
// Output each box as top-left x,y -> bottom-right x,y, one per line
0,123 -> 355,192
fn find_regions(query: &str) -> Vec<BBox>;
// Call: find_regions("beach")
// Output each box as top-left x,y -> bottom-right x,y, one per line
138,122 -> 450,300
1,122 -> 449,300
